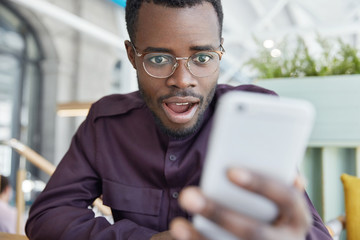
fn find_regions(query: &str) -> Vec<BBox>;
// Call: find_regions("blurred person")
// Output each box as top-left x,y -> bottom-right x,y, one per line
25,0 -> 332,239
0,175 -> 17,233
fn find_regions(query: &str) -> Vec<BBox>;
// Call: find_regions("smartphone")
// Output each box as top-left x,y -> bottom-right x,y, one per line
193,91 -> 315,240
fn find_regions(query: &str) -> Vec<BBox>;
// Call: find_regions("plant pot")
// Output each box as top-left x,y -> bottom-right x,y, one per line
255,74 -> 360,146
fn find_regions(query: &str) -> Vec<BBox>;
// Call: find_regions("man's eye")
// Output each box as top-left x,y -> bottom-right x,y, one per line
148,55 -> 171,65
193,53 -> 214,64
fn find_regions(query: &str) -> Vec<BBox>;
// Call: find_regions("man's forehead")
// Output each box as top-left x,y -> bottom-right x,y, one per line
134,1 -> 220,49
137,1 -> 216,22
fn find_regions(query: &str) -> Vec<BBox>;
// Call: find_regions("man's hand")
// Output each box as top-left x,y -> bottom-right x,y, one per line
170,168 -> 312,240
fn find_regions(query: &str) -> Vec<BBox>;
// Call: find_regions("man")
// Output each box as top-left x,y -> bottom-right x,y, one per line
0,175 -> 17,233
26,0 -> 332,239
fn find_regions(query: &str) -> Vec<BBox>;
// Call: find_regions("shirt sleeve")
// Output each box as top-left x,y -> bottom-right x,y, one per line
305,192 -> 333,240
25,108 -> 158,240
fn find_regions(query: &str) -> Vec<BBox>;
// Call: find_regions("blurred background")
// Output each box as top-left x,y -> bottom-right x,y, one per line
0,0 -> 359,238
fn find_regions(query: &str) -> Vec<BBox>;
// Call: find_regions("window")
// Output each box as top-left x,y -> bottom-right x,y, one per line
0,2 -> 43,183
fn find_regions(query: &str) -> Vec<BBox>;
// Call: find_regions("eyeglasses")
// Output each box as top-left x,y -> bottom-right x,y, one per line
131,42 -> 225,78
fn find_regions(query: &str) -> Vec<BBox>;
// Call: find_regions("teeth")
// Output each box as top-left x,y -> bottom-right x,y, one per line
175,102 -> 189,106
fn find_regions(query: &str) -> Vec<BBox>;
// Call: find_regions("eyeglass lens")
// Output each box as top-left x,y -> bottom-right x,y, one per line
143,52 -> 220,78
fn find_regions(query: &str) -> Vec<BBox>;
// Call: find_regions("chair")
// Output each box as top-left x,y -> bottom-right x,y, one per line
1,139 -> 112,235
325,173 -> 360,240
326,215 -> 345,240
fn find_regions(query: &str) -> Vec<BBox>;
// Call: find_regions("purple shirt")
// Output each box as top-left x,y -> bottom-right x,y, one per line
26,84 -> 332,240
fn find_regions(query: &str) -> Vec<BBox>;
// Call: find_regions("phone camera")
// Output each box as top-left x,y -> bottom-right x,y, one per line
237,104 -> 245,111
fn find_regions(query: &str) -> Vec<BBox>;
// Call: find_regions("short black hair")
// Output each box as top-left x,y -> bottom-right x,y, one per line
0,175 -> 10,194
125,0 -> 223,43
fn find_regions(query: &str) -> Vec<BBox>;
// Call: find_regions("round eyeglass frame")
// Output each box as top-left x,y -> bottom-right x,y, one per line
130,42 -> 225,78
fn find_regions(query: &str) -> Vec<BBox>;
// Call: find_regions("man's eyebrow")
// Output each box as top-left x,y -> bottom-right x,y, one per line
142,45 -> 218,53
143,47 -> 172,53
190,45 -> 217,51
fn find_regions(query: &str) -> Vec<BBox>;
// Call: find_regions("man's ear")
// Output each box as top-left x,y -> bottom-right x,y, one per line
124,40 -> 137,69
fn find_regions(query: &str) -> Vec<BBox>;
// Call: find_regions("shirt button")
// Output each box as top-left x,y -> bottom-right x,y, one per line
169,154 -> 177,161
172,192 -> 179,199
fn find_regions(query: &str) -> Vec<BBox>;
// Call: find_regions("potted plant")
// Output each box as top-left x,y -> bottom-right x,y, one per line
245,36 -> 360,145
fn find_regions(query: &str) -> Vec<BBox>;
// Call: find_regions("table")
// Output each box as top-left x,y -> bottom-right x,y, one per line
0,232 -> 28,240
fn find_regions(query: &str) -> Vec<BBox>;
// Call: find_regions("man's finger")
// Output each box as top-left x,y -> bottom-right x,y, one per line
178,187 -> 266,239
293,175 -> 306,191
170,217 -> 207,240
227,168 -> 295,204
227,168 -> 311,228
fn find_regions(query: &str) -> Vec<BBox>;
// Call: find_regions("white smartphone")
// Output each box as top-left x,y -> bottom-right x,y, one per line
193,91 -> 315,240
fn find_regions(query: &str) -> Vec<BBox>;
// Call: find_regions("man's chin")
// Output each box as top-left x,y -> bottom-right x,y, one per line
157,121 -> 199,139
165,127 -> 196,139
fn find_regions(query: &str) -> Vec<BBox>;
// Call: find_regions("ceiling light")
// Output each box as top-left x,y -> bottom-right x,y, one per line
270,49 -> 282,57
263,39 -> 275,49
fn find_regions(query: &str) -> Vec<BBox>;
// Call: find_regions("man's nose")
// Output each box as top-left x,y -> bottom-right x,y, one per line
166,60 -> 197,89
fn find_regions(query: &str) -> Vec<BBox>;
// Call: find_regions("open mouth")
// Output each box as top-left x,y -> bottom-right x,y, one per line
167,102 -> 194,113
162,97 -> 200,124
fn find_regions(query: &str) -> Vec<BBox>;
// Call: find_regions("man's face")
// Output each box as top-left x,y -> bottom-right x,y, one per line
126,2 -> 222,138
